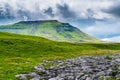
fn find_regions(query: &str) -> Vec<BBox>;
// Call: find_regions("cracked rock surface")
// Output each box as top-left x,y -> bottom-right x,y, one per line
16,54 -> 120,80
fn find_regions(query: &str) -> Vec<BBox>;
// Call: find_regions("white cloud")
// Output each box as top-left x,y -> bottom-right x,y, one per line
102,36 -> 120,42
82,21 -> 120,38
0,0 -> 117,21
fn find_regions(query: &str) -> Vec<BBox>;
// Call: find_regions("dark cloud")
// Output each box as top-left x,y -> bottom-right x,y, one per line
44,7 -> 54,17
0,3 -> 48,21
0,4 -> 15,20
104,3 -> 120,17
56,4 -> 77,19
16,9 -> 36,21
87,9 -> 94,18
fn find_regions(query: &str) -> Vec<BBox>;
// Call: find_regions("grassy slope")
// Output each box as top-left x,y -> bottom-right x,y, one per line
0,20 -> 98,42
0,32 -> 120,80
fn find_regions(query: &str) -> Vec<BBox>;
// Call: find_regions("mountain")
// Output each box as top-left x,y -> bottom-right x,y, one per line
0,20 -> 98,42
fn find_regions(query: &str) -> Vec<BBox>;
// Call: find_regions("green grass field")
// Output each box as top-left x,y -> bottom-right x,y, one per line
0,32 -> 120,80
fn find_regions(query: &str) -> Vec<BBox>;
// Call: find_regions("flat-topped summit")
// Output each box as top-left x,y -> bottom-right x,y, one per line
16,20 -> 59,25
18,20 -> 58,23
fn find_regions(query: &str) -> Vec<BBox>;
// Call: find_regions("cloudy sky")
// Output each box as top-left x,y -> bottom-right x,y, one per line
0,0 -> 120,42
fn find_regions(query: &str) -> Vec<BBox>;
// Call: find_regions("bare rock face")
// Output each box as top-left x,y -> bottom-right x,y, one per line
16,54 -> 120,80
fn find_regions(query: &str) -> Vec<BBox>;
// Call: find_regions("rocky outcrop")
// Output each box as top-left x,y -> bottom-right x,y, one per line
15,54 -> 120,80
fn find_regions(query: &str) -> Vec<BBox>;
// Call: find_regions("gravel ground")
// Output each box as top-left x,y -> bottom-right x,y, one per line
16,54 -> 120,80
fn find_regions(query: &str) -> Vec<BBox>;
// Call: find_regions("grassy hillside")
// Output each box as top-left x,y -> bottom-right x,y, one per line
0,32 -> 120,80
0,20 -> 98,42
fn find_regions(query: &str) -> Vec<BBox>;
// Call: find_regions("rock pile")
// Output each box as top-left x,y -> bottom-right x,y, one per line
16,54 -> 120,80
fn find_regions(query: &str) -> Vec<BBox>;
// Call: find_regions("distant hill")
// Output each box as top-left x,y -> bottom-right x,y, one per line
0,20 -> 99,42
